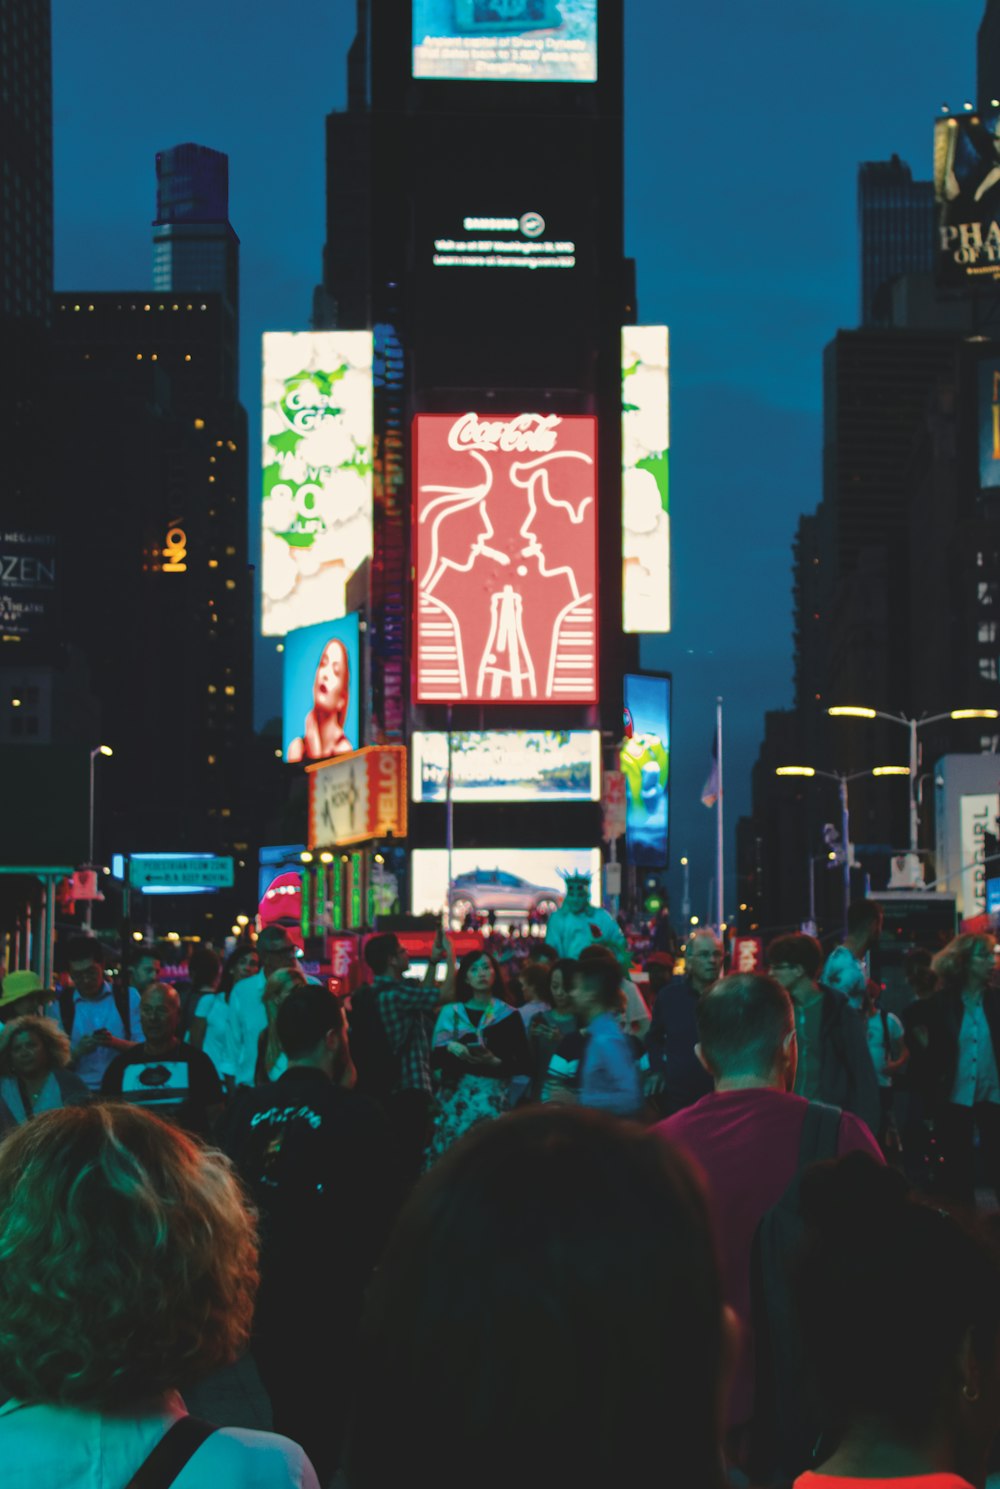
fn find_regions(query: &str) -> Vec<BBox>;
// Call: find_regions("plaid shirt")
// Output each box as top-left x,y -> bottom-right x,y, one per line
374,975 -> 440,1095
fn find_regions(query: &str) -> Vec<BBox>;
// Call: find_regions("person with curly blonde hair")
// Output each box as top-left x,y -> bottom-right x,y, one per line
0,1104 -> 319,1486
0,1015 -> 89,1131
926,931 -> 1000,1206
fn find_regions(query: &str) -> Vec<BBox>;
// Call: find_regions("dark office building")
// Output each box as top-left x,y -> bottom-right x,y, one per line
979,0 -> 1000,112
858,156 -> 935,328
0,0 -> 52,324
153,143 -> 240,392
314,0 -> 371,331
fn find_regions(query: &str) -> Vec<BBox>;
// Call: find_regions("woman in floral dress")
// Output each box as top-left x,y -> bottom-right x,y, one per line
425,951 -> 531,1165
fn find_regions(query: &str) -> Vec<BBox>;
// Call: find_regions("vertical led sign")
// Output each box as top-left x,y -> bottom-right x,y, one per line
261,332 -> 373,637
622,326 -> 670,633
979,356 -> 1000,489
413,412 -> 598,703
621,673 -> 671,867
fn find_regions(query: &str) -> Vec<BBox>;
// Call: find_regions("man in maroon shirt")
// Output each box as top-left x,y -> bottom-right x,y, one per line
654,972 -> 882,1439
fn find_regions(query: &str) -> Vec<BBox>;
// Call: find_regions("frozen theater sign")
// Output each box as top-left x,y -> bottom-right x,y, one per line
413,412 -> 598,704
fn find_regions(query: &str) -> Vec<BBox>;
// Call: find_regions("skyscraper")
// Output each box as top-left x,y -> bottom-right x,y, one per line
152,144 -> 239,391
858,156 -> 935,327
0,0 -> 53,324
979,0 -> 1000,111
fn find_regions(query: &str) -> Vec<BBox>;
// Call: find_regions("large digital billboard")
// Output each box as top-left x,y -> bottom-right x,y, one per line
622,326 -> 670,633
261,332 -> 373,637
307,746 -> 407,850
411,729 -> 601,803
412,0 -> 597,84
621,673 -> 670,868
283,613 -> 361,763
935,112 -> 1000,289
413,412 -> 598,704
979,356 -> 1000,489
411,845 -> 602,924
432,212 -> 576,272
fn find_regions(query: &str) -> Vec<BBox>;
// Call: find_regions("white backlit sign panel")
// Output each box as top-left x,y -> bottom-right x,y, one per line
411,846 -> 602,922
622,326 -> 670,633
261,332 -> 373,637
411,730 -> 601,803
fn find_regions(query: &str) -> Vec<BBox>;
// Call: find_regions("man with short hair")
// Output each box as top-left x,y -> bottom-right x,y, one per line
224,984 -> 396,1483
57,936 -> 140,1092
821,899 -> 884,1008
644,930 -> 722,1115
128,949 -> 161,1001
656,972 -> 882,1436
226,925 -> 299,1089
358,929 -> 455,1184
101,982 -> 224,1138
767,930 -> 880,1134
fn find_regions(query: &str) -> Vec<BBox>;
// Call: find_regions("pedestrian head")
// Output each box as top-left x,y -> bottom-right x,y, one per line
456,950 -> 504,1002
0,969 -> 47,1024
572,958 -> 623,1025
256,925 -> 297,977
346,1107 -> 731,1489
902,946 -> 938,999
187,945 -> 222,992
685,931 -> 723,992
766,932 -> 823,990
64,936 -> 107,1002
0,1104 -> 258,1408
364,932 -> 406,979
795,1153 -> 1000,1486
138,982 -> 181,1049
0,1015 -> 71,1079
277,984 -> 349,1081
549,958 -> 579,1014
129,949 -> 160,995
695,973 -> 796,1090
222,942 -> 259,994
645,951 -> 675,993
932,933 -> 997,998
520,962 -> 552,1007
846,898 -> 883,952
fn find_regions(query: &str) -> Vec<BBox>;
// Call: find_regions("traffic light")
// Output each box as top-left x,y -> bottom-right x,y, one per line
642,874 -> 666,915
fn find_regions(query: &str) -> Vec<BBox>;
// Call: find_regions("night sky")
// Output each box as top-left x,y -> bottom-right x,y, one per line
52,0 -> 985,922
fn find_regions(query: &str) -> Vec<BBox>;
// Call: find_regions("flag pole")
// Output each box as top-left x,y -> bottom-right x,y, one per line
715,697 -> 724,937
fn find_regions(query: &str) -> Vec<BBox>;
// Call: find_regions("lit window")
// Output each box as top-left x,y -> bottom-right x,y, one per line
979,656 -> 998,681
143,304 -> 150,311
194,418 -> 205,430
225,685 -> 236,697
208,475 -> 215,483
225,579 -> 236,590
208,559 -> 218,569
207,684 -> 218,694
135,353 -> 142,360
184,354 -> 192,362
207,754 -> 216,764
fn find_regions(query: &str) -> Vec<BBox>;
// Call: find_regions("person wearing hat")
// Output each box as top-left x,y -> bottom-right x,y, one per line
0,970 -> 48,1025
226,927 -> 300,1090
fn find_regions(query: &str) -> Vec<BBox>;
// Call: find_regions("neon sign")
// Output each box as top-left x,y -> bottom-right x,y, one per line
413,412 -> 598,704
162,523 -> 188,573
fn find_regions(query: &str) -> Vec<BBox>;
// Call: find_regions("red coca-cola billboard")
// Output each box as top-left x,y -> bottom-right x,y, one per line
413,412 -> 598,704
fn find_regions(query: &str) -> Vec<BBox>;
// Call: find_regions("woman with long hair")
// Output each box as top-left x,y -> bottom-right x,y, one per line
347,1107 -> 733,1489
927,932 -> 1000,1207
425,950 -> 530,1164
0,1103 -> 318,1484
0,1016 -> 89,1129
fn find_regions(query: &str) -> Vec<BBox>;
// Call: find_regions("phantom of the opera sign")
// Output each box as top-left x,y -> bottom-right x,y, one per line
413,412 -> 598,705
935,111 -> 1000,288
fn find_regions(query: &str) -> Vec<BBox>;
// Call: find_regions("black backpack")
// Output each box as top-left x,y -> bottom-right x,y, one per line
348,985 -> 400,1107
749,1100 -> 842,1488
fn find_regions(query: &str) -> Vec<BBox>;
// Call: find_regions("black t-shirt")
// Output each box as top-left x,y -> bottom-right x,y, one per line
101,1040 -> 223,1138
222,1066 -> 398,1315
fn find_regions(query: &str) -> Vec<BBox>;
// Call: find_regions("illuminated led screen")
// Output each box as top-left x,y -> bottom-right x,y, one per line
412,0 -> 597,84
411,730 -> 601,803
413,412 -> 597,704
433,212 -> 576,272
622,673 -> 670,868
411,846 -> 602,923
622,326 -> 670,633
935,111 -> 1000,289
979,357 -> 1000,489
261,331 -> 373,637
282,613 -> 361,763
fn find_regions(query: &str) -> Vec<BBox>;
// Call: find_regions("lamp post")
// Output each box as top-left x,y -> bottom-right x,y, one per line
828,707 -> 999,869
85,745 -> 113,933
775,764 -> 910,938
680,855 -> 690,922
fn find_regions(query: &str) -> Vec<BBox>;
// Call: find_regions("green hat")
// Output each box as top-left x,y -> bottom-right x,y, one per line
0,970 -> 45,1011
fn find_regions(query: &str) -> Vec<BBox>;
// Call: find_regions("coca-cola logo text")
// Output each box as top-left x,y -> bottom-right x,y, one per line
448,412 -> 561,454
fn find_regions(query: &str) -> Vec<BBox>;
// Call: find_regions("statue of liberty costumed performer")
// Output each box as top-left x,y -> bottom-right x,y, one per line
544,870 -> 630,970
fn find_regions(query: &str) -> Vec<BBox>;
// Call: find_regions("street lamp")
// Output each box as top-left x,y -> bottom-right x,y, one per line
85,745 -> 113,933
828,706 -> 999,868
775,764 -> 909,937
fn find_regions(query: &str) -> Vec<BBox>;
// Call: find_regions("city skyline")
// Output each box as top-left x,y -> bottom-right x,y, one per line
50,0 -> 986,919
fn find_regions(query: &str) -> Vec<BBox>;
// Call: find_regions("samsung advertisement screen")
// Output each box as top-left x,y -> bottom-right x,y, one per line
412,846 -> 601,924
621,674 -> 670,868
283,614 -> 361,763
411,730 -> 600,803
413,0 -> 597,83
261,331 -> 373,637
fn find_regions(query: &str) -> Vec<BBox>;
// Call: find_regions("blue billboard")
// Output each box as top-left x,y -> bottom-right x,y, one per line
621,673 -> 670,868
283,613 -> 361,764
979,357 -> 1000,490
412,0 -> 598,83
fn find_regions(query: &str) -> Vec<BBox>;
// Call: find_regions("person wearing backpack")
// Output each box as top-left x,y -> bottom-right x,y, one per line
654,972 -> 882,1478
56,936 -> 140,1092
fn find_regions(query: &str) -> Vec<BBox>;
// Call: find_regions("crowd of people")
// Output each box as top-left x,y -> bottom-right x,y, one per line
4,900 -> 1000,1487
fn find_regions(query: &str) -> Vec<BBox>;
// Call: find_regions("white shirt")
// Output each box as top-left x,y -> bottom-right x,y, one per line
865,1009 -> 905,1088
59,984 -> 142,1091
621,977 -> 651,1039
193,992 -> 234,1078
950,990 -> 1000,1108
0,1393 -> 319,1489
226,970 -> 268,1088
